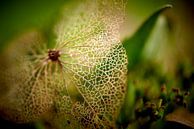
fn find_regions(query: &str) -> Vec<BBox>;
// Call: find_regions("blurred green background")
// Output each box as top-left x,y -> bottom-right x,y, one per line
0,0 -> 194,129
1,0 -> 194,71
124,0 -> 194,73
0,0 -> 68,51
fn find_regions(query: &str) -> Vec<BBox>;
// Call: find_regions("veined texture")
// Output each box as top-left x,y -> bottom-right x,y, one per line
0,0 -> 128,128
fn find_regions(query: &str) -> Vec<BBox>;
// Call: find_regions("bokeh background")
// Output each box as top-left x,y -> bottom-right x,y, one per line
0,0 -> 194,129
1,0 -> 194,72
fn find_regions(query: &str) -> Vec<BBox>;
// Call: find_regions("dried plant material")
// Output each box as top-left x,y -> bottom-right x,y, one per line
0,0 -> 128,128
166,108 -> 194,128
0,32 -> 55,122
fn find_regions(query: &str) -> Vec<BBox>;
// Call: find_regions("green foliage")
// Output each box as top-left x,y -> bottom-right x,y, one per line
123,5 -> 172,70
117,80 -> 135,129
116,5 -> 172,129
0,1 -> 194,129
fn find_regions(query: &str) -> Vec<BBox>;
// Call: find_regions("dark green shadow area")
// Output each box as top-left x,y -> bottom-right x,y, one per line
0,0 -> 70,51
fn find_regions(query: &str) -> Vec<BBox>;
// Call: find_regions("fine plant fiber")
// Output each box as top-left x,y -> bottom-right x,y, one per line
0,0 -> 128,129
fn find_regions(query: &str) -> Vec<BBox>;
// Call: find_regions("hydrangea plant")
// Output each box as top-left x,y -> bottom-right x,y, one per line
0,0 -> 179,129
0,0 -> 128,128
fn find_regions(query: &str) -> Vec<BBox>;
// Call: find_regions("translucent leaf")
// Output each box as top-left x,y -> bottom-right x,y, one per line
0,0 -> 128,129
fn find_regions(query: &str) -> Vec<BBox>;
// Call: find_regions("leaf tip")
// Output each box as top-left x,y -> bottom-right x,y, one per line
164,4 -> 173,9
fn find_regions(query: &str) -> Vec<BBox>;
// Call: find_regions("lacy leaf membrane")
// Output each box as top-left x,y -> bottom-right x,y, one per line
0,0 -> 128,128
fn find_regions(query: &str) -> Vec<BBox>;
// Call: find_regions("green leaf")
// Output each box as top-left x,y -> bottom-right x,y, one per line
123,5 -> 172,70
35,121 -> 45,129
117,5 -> 172,128
116,80 -> 135,129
